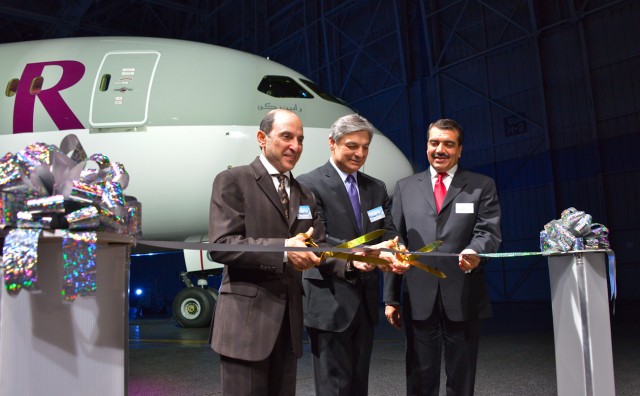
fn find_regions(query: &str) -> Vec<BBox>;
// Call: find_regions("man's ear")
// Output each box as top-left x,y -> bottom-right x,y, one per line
257,130 -> 267,148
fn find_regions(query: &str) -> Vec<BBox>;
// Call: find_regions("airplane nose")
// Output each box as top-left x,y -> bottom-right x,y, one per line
360,133 -> 413,190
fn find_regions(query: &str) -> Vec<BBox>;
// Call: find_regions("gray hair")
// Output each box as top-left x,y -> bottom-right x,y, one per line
329,114 -> 374,143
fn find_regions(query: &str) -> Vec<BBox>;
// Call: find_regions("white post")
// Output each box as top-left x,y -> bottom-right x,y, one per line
0,232 -> 133,396
547,252 -> 615,396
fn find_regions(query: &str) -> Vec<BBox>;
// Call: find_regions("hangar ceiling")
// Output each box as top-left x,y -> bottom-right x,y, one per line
1,0 -> 638,301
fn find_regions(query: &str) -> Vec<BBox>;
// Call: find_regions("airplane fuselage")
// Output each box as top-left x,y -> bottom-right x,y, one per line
1,37 -> 413,241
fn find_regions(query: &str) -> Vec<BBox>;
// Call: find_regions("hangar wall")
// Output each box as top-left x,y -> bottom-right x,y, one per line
246,0 -> 640,301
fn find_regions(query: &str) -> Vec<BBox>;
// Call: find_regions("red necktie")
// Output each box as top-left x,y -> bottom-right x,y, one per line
434,172 -> 447,213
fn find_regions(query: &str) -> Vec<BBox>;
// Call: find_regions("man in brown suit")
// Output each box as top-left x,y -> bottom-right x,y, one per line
209,109 -> 324,395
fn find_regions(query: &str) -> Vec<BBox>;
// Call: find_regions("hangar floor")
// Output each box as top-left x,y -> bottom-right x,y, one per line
128,301 -> 639,396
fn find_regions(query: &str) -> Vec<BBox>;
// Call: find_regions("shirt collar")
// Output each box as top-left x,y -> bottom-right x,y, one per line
260,155 -> 291,178
429,164 -> 458,179
329,158 -> 356,183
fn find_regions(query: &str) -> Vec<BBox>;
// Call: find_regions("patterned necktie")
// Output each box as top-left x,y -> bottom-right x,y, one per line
346,174 -> 361,230
434,172 -> 447,213
276,174 -> 289,221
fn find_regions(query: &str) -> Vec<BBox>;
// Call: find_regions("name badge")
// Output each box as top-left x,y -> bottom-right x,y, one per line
367,206 -> 385,222
456,203 -> 474,214
297,205 -> 312,220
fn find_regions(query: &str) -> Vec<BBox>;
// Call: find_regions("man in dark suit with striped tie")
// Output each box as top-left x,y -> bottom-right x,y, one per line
208,109 -> 325,396
297,114 -> 408,396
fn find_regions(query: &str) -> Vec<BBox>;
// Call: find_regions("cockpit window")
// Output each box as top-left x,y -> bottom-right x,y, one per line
258,75 -> 313,98
299,78 -> 346,105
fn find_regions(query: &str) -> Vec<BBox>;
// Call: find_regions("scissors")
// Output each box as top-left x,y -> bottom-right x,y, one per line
391,239 -> 447,278
301,229 -> 389,266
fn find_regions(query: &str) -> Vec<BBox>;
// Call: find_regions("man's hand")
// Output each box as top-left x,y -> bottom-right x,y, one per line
373,237 -> 410,274
351,250 -> 377,272
387,237 -> 412,274
351,237 -> 397,272
286,227 -> 320,271
385,304 -> 403,329
459,248 -> 480,273
352,237 -> 412,273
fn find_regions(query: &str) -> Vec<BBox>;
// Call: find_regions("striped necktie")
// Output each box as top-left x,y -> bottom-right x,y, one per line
276,174 -> 289,221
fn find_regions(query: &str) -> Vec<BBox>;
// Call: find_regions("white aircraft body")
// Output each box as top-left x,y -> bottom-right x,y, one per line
0,37 -> 414,326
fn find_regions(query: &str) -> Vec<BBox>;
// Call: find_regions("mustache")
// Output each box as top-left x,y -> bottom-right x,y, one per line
432,153 -> 450,159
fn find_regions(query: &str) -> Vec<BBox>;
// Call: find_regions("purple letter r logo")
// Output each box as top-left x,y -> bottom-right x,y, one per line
13,60 -> 85,133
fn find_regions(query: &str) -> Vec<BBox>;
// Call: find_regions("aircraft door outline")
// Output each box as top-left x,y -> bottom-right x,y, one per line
89,51 -> 161,128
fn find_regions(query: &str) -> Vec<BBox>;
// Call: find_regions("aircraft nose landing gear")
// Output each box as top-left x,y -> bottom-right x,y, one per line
172,272 -> 218,328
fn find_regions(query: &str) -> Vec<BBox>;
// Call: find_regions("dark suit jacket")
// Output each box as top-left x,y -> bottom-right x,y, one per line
298,161 -> 397,332
208,157 -> 325,361
384,168 -> 501,322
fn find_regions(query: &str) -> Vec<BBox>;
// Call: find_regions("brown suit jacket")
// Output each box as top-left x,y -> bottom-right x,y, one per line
208,157 -> 324,361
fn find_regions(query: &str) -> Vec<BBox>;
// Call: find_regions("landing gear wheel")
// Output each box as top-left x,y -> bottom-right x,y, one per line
172,287 -> 215,328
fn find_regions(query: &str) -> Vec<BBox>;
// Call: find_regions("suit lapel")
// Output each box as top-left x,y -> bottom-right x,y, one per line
416,170 -> 438,213
289,175 -> 301,226
357,174 -> 375,232
416,169 -> 468,214
251,159 -> 290,224
442,170 -> 467,212
323,162 -> 360,234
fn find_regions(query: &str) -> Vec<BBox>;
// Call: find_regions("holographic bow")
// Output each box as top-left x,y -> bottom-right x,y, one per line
540,207 -> 615,300
539,207 -> 610,253
0,134 -> 141,302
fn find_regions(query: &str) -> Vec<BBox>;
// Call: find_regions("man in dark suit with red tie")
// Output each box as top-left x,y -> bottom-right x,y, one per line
384,118 -> 502,396
208,109 -> 324,396
297,114 -> 407,396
